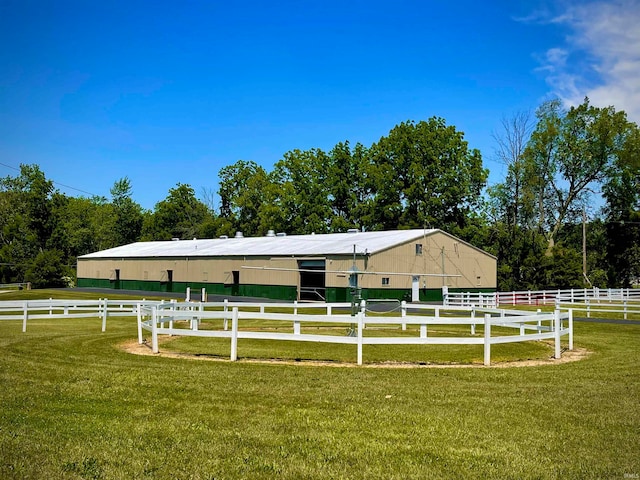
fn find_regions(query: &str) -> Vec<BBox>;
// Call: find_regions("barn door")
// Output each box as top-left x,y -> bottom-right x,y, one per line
299,260 -> 326,301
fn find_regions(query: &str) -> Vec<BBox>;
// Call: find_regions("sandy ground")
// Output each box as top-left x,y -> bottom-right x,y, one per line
119,338 -> 590,369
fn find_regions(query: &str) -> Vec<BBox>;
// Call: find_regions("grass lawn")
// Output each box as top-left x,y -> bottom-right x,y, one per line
1,290 -> 639,479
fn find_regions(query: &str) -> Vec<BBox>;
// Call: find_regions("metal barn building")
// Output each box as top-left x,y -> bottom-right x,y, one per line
77,229 -> 496,302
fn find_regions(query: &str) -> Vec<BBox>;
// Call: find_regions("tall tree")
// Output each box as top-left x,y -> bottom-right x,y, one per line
326,141 -> 371,231
0,164 -> 56,282
368,119 -> 487,231
271,149 -> 333,234
141,184 -> 211,240
491,110 -> 536,230
218,160 -> 271,236
603,124 -> 640,286
524,98 -> 632,251
110,177 -> 143,246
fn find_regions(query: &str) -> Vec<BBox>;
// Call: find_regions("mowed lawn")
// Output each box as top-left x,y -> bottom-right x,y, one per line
1,291 -> 638,479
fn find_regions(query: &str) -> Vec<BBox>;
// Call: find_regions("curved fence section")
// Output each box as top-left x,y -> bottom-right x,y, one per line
0,298 -> 161,332
138,301 -> 573,366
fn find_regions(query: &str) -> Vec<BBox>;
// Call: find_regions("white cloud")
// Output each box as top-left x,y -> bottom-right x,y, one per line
537,0 -> 640,123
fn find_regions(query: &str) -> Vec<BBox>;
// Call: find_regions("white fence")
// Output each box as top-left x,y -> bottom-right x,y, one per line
445,288 -> 640,318
555,292 -> 640,320
0,298 -> 159,332
1,297 -> 573,366
137,301 -> 572,366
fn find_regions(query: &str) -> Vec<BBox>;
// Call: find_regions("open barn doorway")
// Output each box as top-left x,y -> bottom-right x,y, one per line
298,260 -> 326,301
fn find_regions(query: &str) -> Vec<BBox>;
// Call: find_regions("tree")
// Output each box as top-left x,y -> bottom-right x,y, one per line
218,160 -> 272,236
110,177 -> 144,246
270,149 -> 333,234
491,110 -> 536,230
368,119 -> 487,231
325,141 -> 372,231
603,125 -> 640,286
524,98 -> 633,251
0,164 -> 56,283
141,184 -> 212,240
24,249 -> 71,288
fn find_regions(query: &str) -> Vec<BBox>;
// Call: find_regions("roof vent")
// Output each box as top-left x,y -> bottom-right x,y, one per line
276,232 -> 287,237
347,229 -> 359,234
266,230 -> 276,237
219,235 -> 228,239
235,231 -> 244,238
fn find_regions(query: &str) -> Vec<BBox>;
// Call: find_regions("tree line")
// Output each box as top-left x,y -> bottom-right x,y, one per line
1,98 -> 638,290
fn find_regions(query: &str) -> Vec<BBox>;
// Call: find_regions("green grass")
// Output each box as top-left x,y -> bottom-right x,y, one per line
1,290 -> 639,479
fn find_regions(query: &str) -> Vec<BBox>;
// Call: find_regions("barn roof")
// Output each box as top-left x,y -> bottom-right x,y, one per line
79,229 -> 454,259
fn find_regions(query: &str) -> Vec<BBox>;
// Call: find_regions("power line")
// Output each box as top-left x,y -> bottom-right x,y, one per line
0,161 -> 100,197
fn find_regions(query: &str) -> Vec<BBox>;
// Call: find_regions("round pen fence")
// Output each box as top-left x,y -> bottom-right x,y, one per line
137,301 -> 573,366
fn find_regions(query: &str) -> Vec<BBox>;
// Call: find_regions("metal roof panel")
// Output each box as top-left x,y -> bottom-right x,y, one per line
78,229 -> 439,259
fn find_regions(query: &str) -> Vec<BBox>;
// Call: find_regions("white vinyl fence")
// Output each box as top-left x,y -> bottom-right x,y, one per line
0,298 -> 159,332
445,288 -> 640,318
1,297 -> 573,366
137,301 -> 572,366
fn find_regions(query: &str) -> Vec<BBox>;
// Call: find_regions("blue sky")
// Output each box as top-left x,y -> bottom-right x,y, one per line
1,0 -> 639,210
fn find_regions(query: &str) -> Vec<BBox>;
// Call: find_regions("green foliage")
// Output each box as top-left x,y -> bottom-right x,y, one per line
24,249 -> 72,288
110,177 -> 143,246
489,98 -> 640,289
141,183 -> 213,240
367,119 -> 487,231
218,160 -> 272,235
271,149 -> 333,234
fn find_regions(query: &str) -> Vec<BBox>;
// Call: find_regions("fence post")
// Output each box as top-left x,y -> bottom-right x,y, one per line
186,287 -> 191,302
483,314 -> 491,366
201,287 -> 207,302
401,300 -> 407,330
537,309 -> 542,332
624,298 -> 628,320
151,306 -> 159,354
421,309 -> 432,338
357,311 -> 363,366
137,303 -> 143,344
471,308 -> 476,335
568,309 -> 573,351
230,307 -> 239,361
223,299 -> 229,331
22,301 -> 28,332
554,309 -> 561,359
101,298 -> 108,332
294,307 -> 301,335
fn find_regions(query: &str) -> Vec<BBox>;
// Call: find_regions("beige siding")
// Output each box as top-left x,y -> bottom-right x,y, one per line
77,230 -> 496,290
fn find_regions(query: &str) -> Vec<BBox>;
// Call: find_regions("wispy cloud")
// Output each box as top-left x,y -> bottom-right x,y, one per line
533,0 -> 640,123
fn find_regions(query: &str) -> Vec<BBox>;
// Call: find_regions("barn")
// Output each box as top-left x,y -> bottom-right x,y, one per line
76,229 -> 496,302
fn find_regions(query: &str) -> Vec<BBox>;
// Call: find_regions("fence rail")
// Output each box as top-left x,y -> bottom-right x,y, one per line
445,288 -> 640,317
1,298 -> 572,366
138,301 -> 572,366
